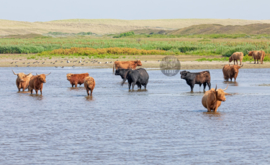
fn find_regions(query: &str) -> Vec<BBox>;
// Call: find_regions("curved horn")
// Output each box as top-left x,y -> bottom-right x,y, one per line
223,84 -> 229,91
241,65 -> 243,67
26,72 -> 32,76
45,72 -> 51,76
12,70 -> 18,75
215,85 -> 217,91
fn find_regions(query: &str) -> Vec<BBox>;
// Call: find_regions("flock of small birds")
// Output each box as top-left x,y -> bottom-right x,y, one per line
9,59 -> 116,68
9,59 -> 160,67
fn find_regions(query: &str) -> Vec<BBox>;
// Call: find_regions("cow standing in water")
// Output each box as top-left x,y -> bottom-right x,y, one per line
84,76 -> 95,96
29,73 -> 51,94
121,68 -> 149,90
223,65 -> 243,81
12,70 -> 32,92
180,70 -> 211,92
67,73 -> 89,87
202,85 -> 228,112
113,60 -> 142,73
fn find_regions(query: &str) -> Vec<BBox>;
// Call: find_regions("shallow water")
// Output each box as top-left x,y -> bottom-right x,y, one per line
1,67 -> 270,164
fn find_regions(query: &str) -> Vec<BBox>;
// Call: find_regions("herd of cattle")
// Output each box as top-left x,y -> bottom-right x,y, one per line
12,50 -> 265,112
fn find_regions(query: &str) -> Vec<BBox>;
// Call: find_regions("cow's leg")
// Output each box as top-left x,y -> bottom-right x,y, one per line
207,82 -> 211,90
90,89 -> 93,96
86,89 -> 89,95
206,104 -> 211,112
40,89 -> 42,95
214,102 -> 221,112
190,84 -> 194,92
75,83 -> 78,87
128,82 -> 131,90
236,60 -> 238,65
35,89 -> 38,94
203,83 -> 206,92
138,83 -> 141,89
132,82 -> 136,90
31,89 -> 33,94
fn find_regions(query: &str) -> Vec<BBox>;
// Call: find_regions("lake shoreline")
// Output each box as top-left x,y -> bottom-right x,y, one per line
1,54 -> 270,70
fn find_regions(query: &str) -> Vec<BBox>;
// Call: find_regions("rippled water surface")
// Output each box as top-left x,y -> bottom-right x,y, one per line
1,67 -> 270,164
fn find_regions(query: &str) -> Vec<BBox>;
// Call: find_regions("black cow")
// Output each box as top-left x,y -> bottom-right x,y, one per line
122,68 -> 149,90
180,70 -> 211,92
115,69 -> 130,80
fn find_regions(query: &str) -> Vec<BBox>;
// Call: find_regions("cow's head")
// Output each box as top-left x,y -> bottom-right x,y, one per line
232,65 -> 243,73
229,56 -> 232,62
66,73 -> 73,81
136,60 -> 142,66
37,73 -> 51,83
215,84 -> 228,102
180,70 -> 189,79
248,51 -> 253,56
13,70 -> 32,82
115,69 -> 125,76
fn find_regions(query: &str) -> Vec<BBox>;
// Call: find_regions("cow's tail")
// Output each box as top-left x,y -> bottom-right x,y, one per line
261,50 -> 265,64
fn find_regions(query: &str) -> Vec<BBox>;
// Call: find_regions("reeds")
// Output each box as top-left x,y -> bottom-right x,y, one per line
38,47 -> 169,56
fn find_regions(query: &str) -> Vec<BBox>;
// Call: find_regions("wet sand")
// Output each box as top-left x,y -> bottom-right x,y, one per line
1,54 -> 269,70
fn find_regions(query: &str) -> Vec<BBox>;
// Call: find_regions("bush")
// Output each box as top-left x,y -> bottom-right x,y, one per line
113,31 -> 135,38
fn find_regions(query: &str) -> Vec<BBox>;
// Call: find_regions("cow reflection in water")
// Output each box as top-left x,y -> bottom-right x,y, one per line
85,96 -> 94,101
203,111 -> 222,118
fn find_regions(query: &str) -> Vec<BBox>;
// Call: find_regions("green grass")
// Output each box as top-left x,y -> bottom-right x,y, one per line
0,37 -> 270,57
196,55 -> 270,62
112,33 -> 270,39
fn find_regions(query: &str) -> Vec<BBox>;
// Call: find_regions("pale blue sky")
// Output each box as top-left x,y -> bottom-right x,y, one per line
1,0 -> 269,22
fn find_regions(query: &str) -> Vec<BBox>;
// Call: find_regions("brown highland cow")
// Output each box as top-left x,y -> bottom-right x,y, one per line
84,76 -> 95,96
29,73 -> 51,94
67,73 -> 89,87
201,85 -> 228,112
229,52 -> 244,65
12,70 -> 33,92
248,50 -> 265,64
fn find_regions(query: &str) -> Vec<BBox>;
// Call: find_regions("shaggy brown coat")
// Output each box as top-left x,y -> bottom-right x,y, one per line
201,85 -> 228,112
67,73 -> 89,87
113,60 -> 142,73
223,65 -> 242,81
12,70 -> 32,92
29,73 -> 51,94
229,52 -> 244,65
248,50 -> 265,64
84,76 -> 96,96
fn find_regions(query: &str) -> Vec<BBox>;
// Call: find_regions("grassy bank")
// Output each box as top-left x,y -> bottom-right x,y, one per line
1,37 -> 270,57
196,54 -> 270,62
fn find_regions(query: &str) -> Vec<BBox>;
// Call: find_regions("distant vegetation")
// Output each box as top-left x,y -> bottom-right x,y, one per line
45,31 -> 95,37
37,47 -> 171,58
113,31 -> 135,38
0,37 -> 270,57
